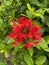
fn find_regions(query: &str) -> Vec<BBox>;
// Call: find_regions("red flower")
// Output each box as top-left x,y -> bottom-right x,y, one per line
24,42 -> 32,49
18,16 -> 33,28
13,41 -> 17,47
28,33 -> 33,39
8,16 -> 42,48
8,33 -> 18,39
32,42 -> 38,46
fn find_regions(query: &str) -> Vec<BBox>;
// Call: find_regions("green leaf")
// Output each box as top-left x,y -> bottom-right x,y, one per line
23,50 -> 34,65
37,38 -> 49,52
11,58 -> 18,65
44,36 -> 49,42
27,3 -> 35,14
29,0 -> 48,8
43,0 -> 48,7
27,3 -> 31,11
0,18 -> 3,29
38,38 -> 48,48
0,50 -> 4,53
4,50 -> 9,58
33,20 -> 43,27
36,9 -> 45,15
26,10 -> 32,19
47,40 -> 49,44
0,61 -> 8,65
47,21 -> 49,27
3,0 -> 13,6
7,38 -> 14,44
34,12 -> 43,19
44,16 -> 49,27
16,0 -> 20,3
0,18 -> 3,23
29,48 -> 34,57
45,8 -> 49,13
35,56 -> 46,65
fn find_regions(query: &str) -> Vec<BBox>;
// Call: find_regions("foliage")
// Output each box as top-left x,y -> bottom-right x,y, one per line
0,0 -> 49,65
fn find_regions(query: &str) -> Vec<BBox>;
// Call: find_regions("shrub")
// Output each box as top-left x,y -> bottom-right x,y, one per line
0,0 -> 49,65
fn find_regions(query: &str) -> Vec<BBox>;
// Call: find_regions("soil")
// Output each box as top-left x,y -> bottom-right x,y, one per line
0,50 -> 14,65
6,50 -> 14,65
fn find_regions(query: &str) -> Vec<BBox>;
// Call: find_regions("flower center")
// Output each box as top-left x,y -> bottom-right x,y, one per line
23,28 -> 28,34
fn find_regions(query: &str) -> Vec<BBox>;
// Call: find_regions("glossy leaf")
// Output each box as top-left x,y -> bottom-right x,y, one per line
37,38 -> 49,52
23,51 -> 34,65
35,56 -> 46,65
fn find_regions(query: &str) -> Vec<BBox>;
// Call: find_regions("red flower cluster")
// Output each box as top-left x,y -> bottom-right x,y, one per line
8,16 -> 42,49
